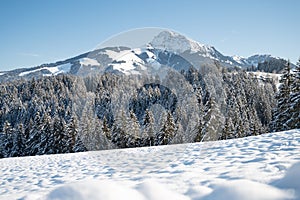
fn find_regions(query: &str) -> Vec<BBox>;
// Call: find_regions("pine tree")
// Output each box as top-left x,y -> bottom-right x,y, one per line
156,111 -> 175,145
286,58 -> 300,129
194,118 -> 204,142
201,97 -> 224,141
11,123 -> 26,157
112,109 -> 128,148
142,109 -> 155,146
52,116 -> 67,154
221,117 -> 235,140
126,111 -> 140,148
38,113 -> 52,155
79,102 -> 94,151
271,61 -> 293,131
26,111 -> 43,156
66,115 -> 78,153
102,116 -> 111,141
2,121 -> 13,157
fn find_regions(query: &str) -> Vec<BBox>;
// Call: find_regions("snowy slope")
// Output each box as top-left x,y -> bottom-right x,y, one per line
108,49 -> 148,75
79,58 -> 100,66
19,63 -> 72,77
0,130 -> 300,200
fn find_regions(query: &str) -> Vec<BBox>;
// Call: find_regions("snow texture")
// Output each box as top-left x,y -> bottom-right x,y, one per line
79,58 -> 100,66
0,130 -> 299,200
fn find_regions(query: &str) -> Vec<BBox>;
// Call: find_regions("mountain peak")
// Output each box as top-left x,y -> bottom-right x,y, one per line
150,30 -> 212,54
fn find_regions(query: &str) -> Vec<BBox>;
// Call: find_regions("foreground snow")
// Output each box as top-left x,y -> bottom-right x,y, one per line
0,130 -> 300,200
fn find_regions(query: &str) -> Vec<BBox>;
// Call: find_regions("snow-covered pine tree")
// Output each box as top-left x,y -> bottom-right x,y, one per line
52,116 -> 67,154
201,97 -> 223,141
79,101 -> 94,150
91,117 -> 111,150
156,111 -> 176,145
194,118 -> 204,142
112,109 -> 128,148
271,61 -> 293,131
126,111 -> 140,148
2,121 -> 13,157
142,109 -> 155,146
286,58 -> 300,129
38,112 -> 52,155
26,111 -> 43,156
102,116 -> 111,141
10,123 -> 25,157
221,117 -> 235,140
248,107 -> 263,136
66,114 -> 78,153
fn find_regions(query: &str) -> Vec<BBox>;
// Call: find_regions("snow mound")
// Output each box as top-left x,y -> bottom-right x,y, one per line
47,180 -> 146,200
137,179 -> 190,200
46,179 -> 188,200
202,179 -> 294,200
273,161 -> 300,199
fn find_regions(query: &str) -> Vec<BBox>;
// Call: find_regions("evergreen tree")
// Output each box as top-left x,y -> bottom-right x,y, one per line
156,111 -> 175,145
286,58 -> 300,129
142,109 -> 155,146
221,117 -> 235,140
11,123 -> 26,157
2,121 -> 13,157
52,116 -> 67,154
102,116 -> 111,141
194,118 -> 204,142
271,61 -> 292,131
201,97 -> 223,141
126,111 -> 140,148
26,111 -> 43,156
66,115 -> 78,153
38,113 -> 52,155
112,109 -> 128,148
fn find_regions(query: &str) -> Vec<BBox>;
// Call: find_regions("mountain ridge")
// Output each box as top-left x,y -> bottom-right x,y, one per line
0,30 -> 293,81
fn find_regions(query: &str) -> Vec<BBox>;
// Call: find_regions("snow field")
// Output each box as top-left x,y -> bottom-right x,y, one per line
0,129 -> 299,200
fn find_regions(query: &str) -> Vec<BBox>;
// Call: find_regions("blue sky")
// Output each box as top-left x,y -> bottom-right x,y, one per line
0,0 -> 299,71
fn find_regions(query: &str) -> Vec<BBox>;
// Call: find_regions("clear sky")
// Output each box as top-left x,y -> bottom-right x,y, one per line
0,0 -> 299,71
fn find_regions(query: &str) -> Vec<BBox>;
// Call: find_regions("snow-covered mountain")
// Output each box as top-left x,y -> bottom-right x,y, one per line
150,31 -> 285,68
0,30 -> 291,81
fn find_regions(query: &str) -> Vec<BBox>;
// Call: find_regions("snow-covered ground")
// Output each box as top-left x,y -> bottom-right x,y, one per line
0,130 -> 299,200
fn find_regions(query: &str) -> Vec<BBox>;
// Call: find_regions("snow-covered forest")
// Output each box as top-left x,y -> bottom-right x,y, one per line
0,59 -> 299,158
